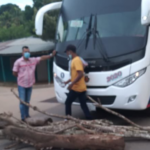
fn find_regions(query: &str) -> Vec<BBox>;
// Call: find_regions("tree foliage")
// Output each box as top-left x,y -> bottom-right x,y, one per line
0,0 -> 61,42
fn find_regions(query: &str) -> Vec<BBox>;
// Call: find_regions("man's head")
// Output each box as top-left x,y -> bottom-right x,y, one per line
22,46 -> 30,60
65,45 -> 77,59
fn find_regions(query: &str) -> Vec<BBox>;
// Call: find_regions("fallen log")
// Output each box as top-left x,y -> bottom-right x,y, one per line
35,119 -> 113,133
87,96 -> 150,130
11,88 -> 150,131
7,88 -> 150,150
1,113 -> 150,140
82,123 -> 150,140
0,113 -> 25,128
3,126 -> 125,150
35,121 -> 150,140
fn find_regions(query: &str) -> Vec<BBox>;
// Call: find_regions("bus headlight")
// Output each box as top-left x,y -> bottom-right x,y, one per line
114,68 -> 146,87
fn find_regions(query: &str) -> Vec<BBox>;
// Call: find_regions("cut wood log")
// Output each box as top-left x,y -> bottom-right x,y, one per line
3,126 -> 125,150
1,114 -> 150,140
0,121 -> 9,129
34,119 -> 113,133
0,113 -> 25,128
25,117 -> 53,126
82,123 -> 150,140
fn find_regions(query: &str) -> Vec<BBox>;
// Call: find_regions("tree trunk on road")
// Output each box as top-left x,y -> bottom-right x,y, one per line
3,126 -> 125,150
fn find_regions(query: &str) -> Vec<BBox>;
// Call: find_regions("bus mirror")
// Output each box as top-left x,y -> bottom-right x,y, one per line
35,2 -> 62,35
141,0 -> 150,25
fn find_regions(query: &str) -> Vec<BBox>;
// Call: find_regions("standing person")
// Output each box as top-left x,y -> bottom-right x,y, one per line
64,45 -> 92,120
12,46 -> 56,121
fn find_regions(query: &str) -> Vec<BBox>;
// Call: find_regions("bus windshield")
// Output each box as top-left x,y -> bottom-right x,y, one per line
56,0 -> 147,58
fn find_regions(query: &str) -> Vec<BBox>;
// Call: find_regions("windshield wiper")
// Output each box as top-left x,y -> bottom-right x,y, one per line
93,15 -> 97,49
76,16 -> 92,51
85,14 -> 93,49
84,14 -> 109,62
92,15 -> 109,62
77,14 -> 94,51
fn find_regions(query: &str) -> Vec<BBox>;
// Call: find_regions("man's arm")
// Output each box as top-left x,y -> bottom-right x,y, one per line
68,71 -> 83,90
40,50 -> 56,61
72,71 -> 83,85
64,79 -> 71,85
12,60 -> 19,77
40,55 -> 52,61
13,72 -> 18,77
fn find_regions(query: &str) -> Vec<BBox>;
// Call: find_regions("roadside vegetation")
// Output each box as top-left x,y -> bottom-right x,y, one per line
0,0 -> 61,42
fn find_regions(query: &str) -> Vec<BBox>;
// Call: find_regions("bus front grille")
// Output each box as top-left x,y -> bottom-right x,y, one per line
75,96 -> 116,105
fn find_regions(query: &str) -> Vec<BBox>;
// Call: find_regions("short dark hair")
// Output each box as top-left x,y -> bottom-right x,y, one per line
65,45 -> 76,53
22,46 -> 29,51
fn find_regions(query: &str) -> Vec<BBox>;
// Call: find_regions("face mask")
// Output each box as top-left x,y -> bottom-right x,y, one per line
24,52 -> 30,59
68,54 -> 72,60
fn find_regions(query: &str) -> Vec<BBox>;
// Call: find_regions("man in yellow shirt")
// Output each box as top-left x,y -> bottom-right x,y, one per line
64,45 -> 92,120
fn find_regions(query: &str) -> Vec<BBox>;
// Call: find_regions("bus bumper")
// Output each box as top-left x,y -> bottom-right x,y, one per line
54,63 -> 150,111
54,71 -> 150,111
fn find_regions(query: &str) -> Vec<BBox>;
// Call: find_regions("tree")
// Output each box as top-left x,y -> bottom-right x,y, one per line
24,5 -> 34,20
0,4 -> 20,15
33,0 -> 61,9
33,0 -> 43,9
42,14 -> 58,40
0,0 -> 62,42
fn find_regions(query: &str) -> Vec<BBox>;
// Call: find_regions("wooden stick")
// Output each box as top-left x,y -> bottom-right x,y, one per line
4,142 -> 19,150
87,96 -> 150,131
76,124 -> 95,134
11,88 -> 79,122
54,124 -> 76,134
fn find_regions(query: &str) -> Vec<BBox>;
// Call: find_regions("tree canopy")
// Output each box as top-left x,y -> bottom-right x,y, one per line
0,0 -> 61,42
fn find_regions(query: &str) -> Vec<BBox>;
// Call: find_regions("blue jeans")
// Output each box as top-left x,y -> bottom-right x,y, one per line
18,86 -> 32,120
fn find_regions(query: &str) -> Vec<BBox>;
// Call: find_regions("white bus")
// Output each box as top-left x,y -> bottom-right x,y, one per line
35,0 -> 150,111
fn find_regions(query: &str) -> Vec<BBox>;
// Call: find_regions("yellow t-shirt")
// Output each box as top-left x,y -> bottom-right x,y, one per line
71,56 -> 87,92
